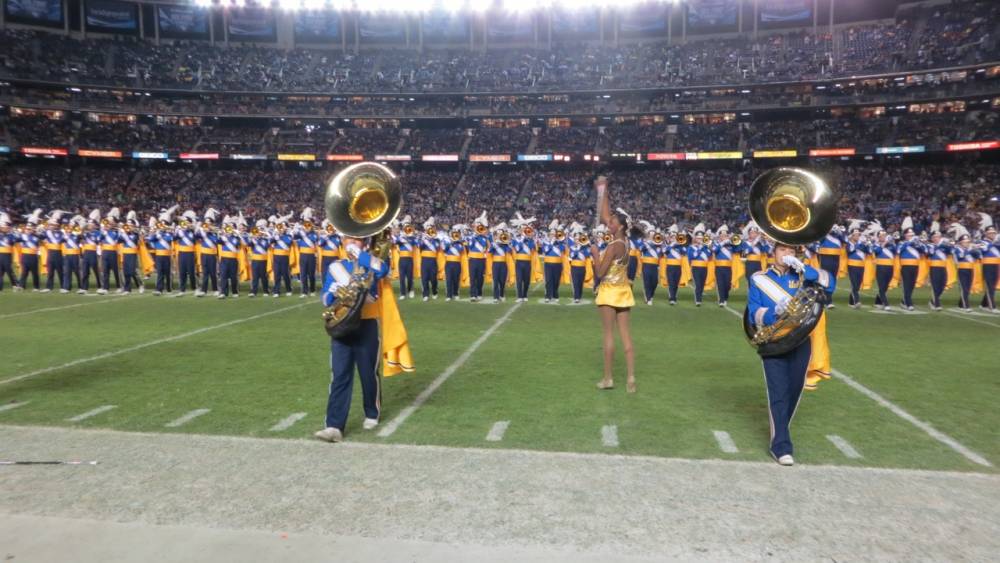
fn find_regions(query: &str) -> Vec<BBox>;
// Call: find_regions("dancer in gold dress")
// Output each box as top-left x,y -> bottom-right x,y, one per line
591,176 -> 638,393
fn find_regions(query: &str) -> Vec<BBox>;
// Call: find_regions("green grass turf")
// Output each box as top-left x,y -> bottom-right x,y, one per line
0,278 -> 996,473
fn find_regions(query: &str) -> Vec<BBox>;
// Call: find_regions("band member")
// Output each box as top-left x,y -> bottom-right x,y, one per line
18,210 -> 43,291
443,224 -> 465,301
980,225 -> 999,313
394,215 -> 417,299
712,225 -> 737,307
897,225 -> 924,311
871,230 -> 896,310
637,221 -> 661,305
196,213 -> 220,297
60,220 -> 83,294
0,212 -> 18,291
747,243 -> 833,466
741,223 -> 769,280
81,211 -> 102,293
816,225 -> 845,307
42,211 -> 66,293
511,213 -> 537,303
927,231 -> 950,311
119,214 -> 143,294
294,208 -> 319,298
627,227 -> 641,283
541,219 -> 567,304
664,227 -> 685,305
687,227 -> 711,306
419,217 -> 441,302
953,234 -> 980,311
467,212 -> 490,302
271,214 -> 294,297
175,211 -> 198,294
845,227 -> 868,308
246,220 -> 271,297
490,223 -> 512,303
568,225 -> 591,304
98,208 -> 122,294
218,218 -> 242,299
319,220 -> 342,278
315,236 -> 391,443
146,217 -> 174,296
591,177 -> 637,393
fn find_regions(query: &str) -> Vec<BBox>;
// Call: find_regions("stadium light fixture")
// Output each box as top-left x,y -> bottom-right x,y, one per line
194,0 -> 212,7
304,0 -> 326,9
280,0 -> 303,11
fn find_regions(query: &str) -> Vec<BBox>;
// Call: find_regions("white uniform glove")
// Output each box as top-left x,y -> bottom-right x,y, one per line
774,300 -> 788,316
346,244 -> 361,259
782,255 -> 805,273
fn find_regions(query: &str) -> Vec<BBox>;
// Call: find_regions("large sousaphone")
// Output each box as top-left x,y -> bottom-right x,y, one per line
742,167 -> 837,356
321,162 -> 402,338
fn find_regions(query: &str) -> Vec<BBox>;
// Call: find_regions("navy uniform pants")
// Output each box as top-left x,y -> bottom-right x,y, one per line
929,267 -> 947,308
220,257 -> 239,296
81,251 -> 100,290
445,261 -> 461,298
691,266 -> 707,304
251,260 -> 269,295
178,252 -> 196,291
744,260 -> 762,281
102,251 -> 120,290
958,269 -> 973,309
326,319 -> 381,431
320,256 -> 337,282
571,265 -> 586,301
900,265 -> 918,307
299,252 -> 317,295
200,254 -> 218,293
514,260 -> 532,299
272,255 -> 291,294
981,265 -> 997,310
641,263 -> 658,302
45,250 -> 64,290
421,257 -> 438,298
397,257 -> 414,296
715,265 -> 732,304
848,265 -> 864,306
121,254 -> 140,292
19,254 -> 40,289
666,265 -> 682,302
626,255 -> 638,281
0,253 -> 14,290
155,255 -> 172,292
543,262 -> 562,300
761,338 -> 812,459
493,261 -> 509,300
874,265 -> 893,306
469,258 -> 486,299
819,255 -> 840,282
62,254 -> 81,291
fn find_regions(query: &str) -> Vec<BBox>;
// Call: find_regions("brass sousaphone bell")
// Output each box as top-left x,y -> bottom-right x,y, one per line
322,162 -> 403,338
742,167 -> 837,357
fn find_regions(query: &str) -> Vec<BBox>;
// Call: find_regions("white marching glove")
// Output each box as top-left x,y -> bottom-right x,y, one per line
346,244 -> 361,259
782,255 -> 805,273
775,301 -> 788,316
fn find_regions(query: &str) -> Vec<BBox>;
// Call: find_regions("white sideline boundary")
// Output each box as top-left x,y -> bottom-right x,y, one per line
485,421 -> 510,442
0,304 -> 306,387
165,409 -> 211,428
377,301 -> 524,438
67,405 -> 117,422
712,430 -> 739,454
827,434 -> 863,459
722,304 -> 992,467
269,412 -> 307,432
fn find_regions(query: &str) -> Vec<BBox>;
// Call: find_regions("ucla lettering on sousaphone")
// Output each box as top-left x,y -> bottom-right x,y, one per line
321,162 -> 402,338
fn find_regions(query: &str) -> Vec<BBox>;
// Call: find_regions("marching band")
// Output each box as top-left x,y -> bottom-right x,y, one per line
0,207 -> 998,315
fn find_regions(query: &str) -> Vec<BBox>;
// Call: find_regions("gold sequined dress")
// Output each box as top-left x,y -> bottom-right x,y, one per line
595,239 -> 635,308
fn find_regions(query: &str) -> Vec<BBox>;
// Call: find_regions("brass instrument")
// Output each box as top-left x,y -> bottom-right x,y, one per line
180,220 -> 190,228
742,167 -> 837,357
554,229 -> 566,242
522,225 -> 534,238
303,220 -> 314,231
100,218 -> 110,228
403,224 -> 415,236
122,224 -> 132,234
475,224 -> 488,236
576,233 -> 590,246
730,234 -> 742,246
201,222 -> 213,232
224,224 -> 234,234
701,235 -> 711,245
322,162 -> 402,338
450,229 -> 462,242
602,233 -> 612,244
72,225 -> 82,235
426,226 -> 437,238
652,232 -> 664,245
251,226 -> 261,237
675,232 -> 689,246
325,224 -> 335,234
498,230 -> 511,244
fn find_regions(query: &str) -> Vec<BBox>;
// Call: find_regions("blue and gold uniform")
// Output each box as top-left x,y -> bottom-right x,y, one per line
271,230 -> 294,296
295,226 -> 320,297
443,232 -> 465,300
0,228 -> 16,291
663,240 -> 685,304
60,228 -> 82,293
927,236 -> 951,310
100,227 -> 122,291
898,233 -> 925,309
245,229 -> 271,296
639,237 -> 662,304
871,238 -> 896,309
321,248 -> 390,434
742,233 -> 771,280
218,229 -> 243,298
418,231 -> 441,300
466,232 -> 491,302
540,234 -> 567,303
816,230 -> 845,280
175,226 -> 198,292
626,235 -> 641,282
953,240 -> 981,311
319,228 -> 342,279
511,232 -> 535,301
42,226 -> 64,292
980,230 -> 999,311
81,228 -> 101,291
146,230 -> 174,294
489,231 -> 512,302
18,229 -> 42,290
569,237 -> 592,303
197,227 -> 219,295
687,241 -> 711,306
845,237 -> 869,307
747,261 -> 833,462
119,228 -> 142,293
711,237 -> 738,306
394,231 -> 417,299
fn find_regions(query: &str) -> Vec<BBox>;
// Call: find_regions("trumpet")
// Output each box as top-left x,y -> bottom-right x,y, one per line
403,224 -> 415,236
730,234 -> 742,246
522,225 -> 535,238
251,226 -> 261,237
554,229 -> 566,242
224,224 -> 234,234
702,235 -> 712,245
576,233 -> 590,246
325,224 -> 335,234
201,222 -> 214,233
72,225 -> 82,235
652,232 -> 664,245
426,226 -> 437,238
675,233 -> 689,246
498,230 -> 511,244
450,230 -> 462,242
476,224 -> 488,236
303,220 -> 314,231
602,233 -> 612,244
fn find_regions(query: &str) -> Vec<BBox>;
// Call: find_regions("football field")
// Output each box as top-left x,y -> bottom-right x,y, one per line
1,279 -> 996,474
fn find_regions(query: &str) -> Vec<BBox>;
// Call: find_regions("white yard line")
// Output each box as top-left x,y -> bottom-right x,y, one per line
165,409 -> 211,428
723,304 -> 992,467
0,401 -> 29,413
826,434 -> 863,459
485,420 -> 510,442
944,310 -> 1000,328
269,412 -> 307,432
377,301 -> 524,438
0,297 -> 125,320
0,304 -> 306,387
601,425 -> 619,448
67,405 -> 117,423
712,430 -> 739,454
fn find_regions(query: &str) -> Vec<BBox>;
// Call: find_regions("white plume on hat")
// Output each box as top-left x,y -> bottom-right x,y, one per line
901,216 -> 914,232
157,205 -> 178,224
204,208 -> 219,223
742,221 -> 760,237
667,223 -> 679,234
864,220 -> 883,237
107,207 -> 121,222
47,210 -> 70,225
276,212 -> 293,225
400,214 -> 413,226
548,219 -> 561,231
0,211 -> 11,227
255,219 -> 268,229
268,214 -> 278,225
126,210 -> 139,225
423,217 -> 436,229
474,211 -> 489,227
301,207 -> 315,221
493,221 -> 509,233
716,224 -> 730,235
88,209 -> 101,223
451,223 -> 468,232
181,210 -> 198,223
147,216 -> 157,229
977,212 -> 993,231
947,222 -> 970,238
846,219 -> 865,232
25,208 -> 43,225
321,219 -> 331,228
71,214 -> 85,227
692,222 -> 706,234
237,211 -> 247,228
511,212 -> 536,228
